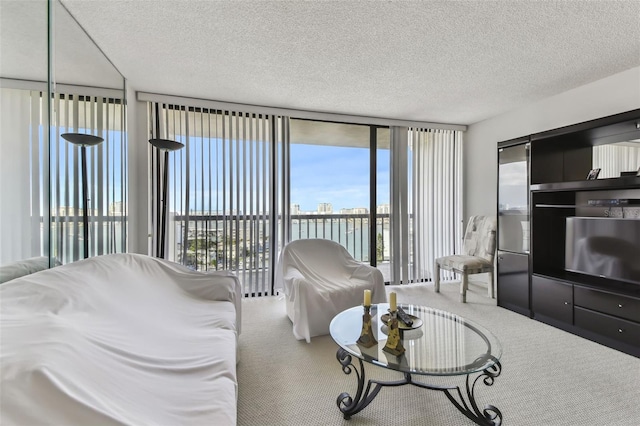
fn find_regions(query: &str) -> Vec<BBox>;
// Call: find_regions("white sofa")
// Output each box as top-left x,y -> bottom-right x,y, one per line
0,253 -> 241,426
0,256 -> 54,284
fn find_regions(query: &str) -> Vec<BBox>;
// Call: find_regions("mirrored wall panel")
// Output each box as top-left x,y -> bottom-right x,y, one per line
0,0 -> 50,278
0,0 -> 127,280
50,0 -> 127,263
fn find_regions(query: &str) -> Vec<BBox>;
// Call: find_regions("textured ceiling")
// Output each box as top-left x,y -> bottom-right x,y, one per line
0,1 -> 123,89
20,1 -> 640,125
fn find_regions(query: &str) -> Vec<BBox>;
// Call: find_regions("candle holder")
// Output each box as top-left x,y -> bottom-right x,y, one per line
356,305 -> 377,348
383,309 -> 405,356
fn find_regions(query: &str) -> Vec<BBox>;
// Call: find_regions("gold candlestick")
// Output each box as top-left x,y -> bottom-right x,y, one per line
383,309 -> 405,356
357,305 -> 377,348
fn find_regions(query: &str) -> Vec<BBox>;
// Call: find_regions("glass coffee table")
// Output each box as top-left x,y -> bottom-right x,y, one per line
329,303 -> 503,425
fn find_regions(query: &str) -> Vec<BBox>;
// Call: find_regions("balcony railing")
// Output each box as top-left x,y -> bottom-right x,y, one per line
171,213 -> 391,296
47,213 -> 391,296
49,215 -> 127,263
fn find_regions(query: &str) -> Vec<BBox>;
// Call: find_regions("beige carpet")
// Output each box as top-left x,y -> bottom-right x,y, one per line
237,281 -> 640,425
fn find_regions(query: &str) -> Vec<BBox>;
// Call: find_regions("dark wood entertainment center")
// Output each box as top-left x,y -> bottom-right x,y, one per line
497,109 -> 640,358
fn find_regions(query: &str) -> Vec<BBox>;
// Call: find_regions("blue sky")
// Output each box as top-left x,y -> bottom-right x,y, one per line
290,144 -> 390,212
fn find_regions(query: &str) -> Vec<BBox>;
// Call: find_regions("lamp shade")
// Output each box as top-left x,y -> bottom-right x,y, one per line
149,138 -> 184,151
61,133 -> 104,146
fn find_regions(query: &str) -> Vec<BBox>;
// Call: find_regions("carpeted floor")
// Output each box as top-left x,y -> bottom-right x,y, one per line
237,281 -> 640,425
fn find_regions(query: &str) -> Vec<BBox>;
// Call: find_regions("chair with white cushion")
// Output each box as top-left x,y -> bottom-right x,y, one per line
275,239 -> 386,342
434,215 -> 497,303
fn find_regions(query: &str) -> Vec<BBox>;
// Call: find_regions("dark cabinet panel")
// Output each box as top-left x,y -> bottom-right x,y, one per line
574,286 -> 640,323
498,109 -> 640,357
575,307 -> 640,347
497,251 -> 530,316
532,275 -> 573,324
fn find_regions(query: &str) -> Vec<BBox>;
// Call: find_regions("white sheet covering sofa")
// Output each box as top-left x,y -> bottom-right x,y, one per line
0,253 -> 241,426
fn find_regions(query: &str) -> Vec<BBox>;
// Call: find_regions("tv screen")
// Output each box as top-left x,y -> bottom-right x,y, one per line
565,217 -> 640,285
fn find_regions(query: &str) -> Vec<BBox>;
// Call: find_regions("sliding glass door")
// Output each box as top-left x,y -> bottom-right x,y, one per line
289,119 -> 392,280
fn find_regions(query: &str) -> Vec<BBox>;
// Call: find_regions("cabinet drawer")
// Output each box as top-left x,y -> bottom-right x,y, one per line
575,307 -> 640,347
532,275 -> 573,324
574,286 -> 640,323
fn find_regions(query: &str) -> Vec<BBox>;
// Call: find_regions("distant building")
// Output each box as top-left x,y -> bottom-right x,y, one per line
377,204 -> 390,214
53,206 -> 98,216
317,203 -> 333,214
291,204 -> 300,215
109,201 -> 125,215
340,207 -> 368,215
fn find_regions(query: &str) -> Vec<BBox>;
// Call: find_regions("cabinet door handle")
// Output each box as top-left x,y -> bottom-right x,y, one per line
618,328 -> 624,333
564,301 -> 570,305
618,304 -> 623,308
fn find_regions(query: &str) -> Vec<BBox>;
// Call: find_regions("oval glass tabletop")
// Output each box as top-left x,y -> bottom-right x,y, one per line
329,303 -> 502,376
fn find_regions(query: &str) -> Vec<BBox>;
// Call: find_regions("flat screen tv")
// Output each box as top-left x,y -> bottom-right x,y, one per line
565,217 -> 640,285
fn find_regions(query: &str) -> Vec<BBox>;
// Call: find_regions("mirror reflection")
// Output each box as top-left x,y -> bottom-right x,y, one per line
0,0 -> 127,282
0,0 -> 49,280
50,0 -> 127,264
593,139 -> 640,179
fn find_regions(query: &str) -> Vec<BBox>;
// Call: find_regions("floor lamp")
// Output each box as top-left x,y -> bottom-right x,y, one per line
149,138 -> 184,258
61,133 -> 104,259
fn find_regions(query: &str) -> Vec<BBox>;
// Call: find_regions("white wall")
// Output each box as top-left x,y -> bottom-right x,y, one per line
464,66 -> 640,219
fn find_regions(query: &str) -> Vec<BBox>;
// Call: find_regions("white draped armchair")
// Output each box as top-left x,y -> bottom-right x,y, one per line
275,239 -> 386,342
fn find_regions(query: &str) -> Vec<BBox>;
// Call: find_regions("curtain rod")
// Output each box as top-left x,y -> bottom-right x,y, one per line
136,91 -> 467,132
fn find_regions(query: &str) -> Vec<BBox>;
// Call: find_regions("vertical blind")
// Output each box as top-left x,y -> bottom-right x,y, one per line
593,143 -> 640,178
149,103 -> 289,296
0,84 -> 126,265
409,128 -> 463,282
0,87 -> 48,264
374,126 -> 464,286
147,100 -> 464,294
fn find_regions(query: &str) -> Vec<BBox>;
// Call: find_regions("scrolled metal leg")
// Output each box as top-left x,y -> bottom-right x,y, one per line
335,348 -> 386,419
335,348 -> 502,425
407,357 -> 502,426
442,359 -> 502,426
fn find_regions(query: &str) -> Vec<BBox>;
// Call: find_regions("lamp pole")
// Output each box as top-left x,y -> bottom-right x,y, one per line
149,138 -> 184,258
61,133 -> 104,259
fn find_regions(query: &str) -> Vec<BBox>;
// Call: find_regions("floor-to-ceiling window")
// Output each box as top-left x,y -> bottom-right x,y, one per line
288,119 -> 392,280
145,98 -> 463,295
148,103 -> 288,296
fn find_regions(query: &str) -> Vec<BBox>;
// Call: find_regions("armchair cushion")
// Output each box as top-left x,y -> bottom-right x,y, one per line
436,254 -> 493,273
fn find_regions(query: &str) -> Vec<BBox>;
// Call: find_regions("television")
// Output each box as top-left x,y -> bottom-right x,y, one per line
565,217 -> 640,285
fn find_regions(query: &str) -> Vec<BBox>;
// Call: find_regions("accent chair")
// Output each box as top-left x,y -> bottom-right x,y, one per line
434,215 -> 497,303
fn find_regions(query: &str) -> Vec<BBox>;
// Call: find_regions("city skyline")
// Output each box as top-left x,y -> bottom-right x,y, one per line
290,142 -> 390,212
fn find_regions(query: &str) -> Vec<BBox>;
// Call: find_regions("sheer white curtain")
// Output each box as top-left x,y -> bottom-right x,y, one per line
389,127 -> 463,284
0,86 -> 48,265
593,143 -> 640,178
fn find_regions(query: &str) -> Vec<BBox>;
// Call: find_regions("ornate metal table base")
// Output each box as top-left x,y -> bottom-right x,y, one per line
336,348 -> 502,425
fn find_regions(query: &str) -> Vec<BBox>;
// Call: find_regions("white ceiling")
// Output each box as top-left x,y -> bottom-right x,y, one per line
12,1 -> 640,126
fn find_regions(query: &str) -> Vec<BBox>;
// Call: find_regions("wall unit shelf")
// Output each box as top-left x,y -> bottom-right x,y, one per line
497,109 -> 640,358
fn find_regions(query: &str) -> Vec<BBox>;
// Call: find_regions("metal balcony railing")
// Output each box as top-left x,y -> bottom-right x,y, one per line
171,213 -> 391,296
